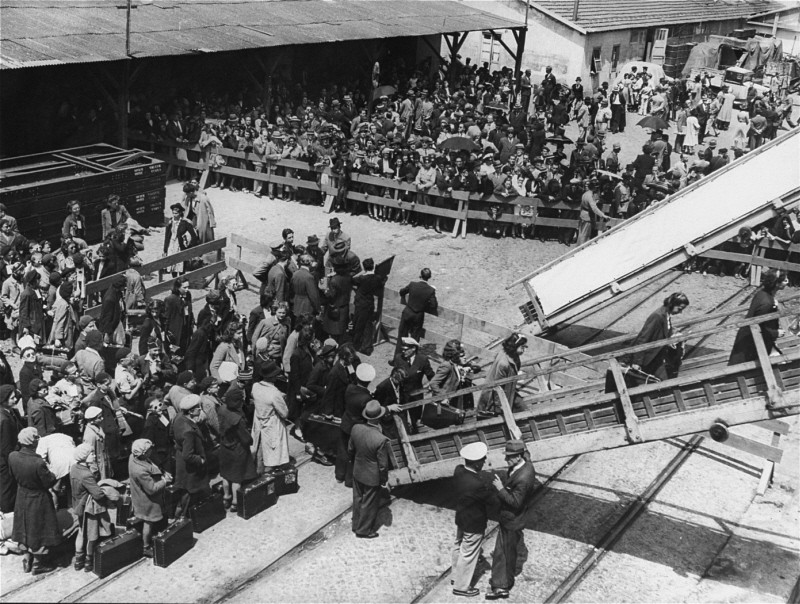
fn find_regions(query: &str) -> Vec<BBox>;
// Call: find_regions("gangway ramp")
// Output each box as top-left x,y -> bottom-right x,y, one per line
509,127 -> 800,332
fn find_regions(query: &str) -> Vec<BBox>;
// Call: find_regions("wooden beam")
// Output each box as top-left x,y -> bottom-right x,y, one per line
609,359 -> 643,444
495,387 -> 522,440
490,30 -> 518,62
750,324 -> 784,407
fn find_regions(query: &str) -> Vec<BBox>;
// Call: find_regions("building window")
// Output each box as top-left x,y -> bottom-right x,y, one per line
590,46 -> 601,75
630,29 -> 645,44
611,45 -> 620,70
694,22 -> 706,35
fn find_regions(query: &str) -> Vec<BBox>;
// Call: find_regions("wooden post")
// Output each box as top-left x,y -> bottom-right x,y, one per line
609,359 -> 643,444
749,324 -> 784,407
392,414 -> 421,480
495,387 -> 522,439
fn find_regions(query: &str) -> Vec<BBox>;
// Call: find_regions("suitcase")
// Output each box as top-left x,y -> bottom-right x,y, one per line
188,491 -> 226,533
237,475 -> 278,520
115,492 -> 133,528
420,401 -> 466,430
93,529 -> 143,578
152,518 -> 194,568
272,463 -> 299,496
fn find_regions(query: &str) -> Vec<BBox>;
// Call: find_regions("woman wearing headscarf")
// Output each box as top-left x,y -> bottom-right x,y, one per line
48,281 -> 77,350
476,333 -> 528,419
217,386 -> 257,512
8,427 -> 60,575
70,442 -> 113,571
0,385 -> 24,512
128,438 -> 171,558
251,360 -> 291,474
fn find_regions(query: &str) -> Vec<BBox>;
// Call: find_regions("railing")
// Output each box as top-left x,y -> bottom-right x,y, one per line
84,237 -> 227,317
127,132 -> 622,238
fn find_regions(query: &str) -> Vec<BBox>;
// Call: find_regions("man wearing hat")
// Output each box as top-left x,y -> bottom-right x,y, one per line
348,400 -> 391,539
337,363 -> 376,485
486,440 -> 537,600
605,142 -> 622,174
396,268 -> 437,355
391,336 -> 435,434
173,394 -> 211,518
451,441 -> 493,597
305,235 -> 325,283
320,217 -> 351,258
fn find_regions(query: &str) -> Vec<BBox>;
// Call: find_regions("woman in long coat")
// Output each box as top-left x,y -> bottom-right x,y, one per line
194,188 -> 216,245
48,282 -> 77,350
729,269 -> 787,365
251,361 -> 290,473
217,387 -> 257,512
9,427 -> 60,574
0,385 -> 24,512
209,323 -> 245,381
128,439 -> 169,557
476,333 -> 527,418
70,443 -> 112,571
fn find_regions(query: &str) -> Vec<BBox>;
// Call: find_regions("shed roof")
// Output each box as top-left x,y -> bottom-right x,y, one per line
529,0 -> 791,33
0,0 -> 523,69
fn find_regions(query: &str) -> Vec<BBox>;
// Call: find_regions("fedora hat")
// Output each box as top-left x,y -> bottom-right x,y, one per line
362,400 -> 385,421
505,439 -> 526,456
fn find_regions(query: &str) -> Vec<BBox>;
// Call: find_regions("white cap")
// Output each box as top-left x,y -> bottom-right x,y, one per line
401,336 -> 419,348
355,363 -> 376,383
461,442 -> 488,461
217,361 -> 239,383
179,394 -> 201,411
84,406 -> 102,420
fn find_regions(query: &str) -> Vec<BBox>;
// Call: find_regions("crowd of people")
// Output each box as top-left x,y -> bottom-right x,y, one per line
128,56 -> 798,244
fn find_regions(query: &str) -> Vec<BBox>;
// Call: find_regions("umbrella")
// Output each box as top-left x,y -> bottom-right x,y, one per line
371,85 -> 397,101
637,115 -> 670,130
596,169 -> 622,180
437,137 -> 481,153
485,102 -> 509,113
546,135 -> 573,145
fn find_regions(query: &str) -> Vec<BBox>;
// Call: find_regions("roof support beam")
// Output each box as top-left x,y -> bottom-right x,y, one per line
420,35 -> 446,63
490,30 -> 518,62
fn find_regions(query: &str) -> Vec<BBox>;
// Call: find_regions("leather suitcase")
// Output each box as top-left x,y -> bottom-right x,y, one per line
188,491 -> 226,533
420,402 -> 466,430
273,463 -> 299,496
153,518 -> 194,568
93,529 -> 143,578
237,475 -> 277,520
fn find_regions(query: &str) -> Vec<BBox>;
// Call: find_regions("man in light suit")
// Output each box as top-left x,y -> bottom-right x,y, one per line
486,440 -> 537,600
348,400 -> 391,539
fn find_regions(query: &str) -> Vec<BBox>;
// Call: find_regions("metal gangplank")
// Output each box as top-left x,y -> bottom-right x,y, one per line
386,303 -> 800,486
509,127 -> 800,332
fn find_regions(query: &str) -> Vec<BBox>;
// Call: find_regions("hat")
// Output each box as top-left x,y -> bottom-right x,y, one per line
708,139 -> 717,147
218,361 -> 239,383
73,443 -> 93,463
85,330 -> 103,349
320,343 -> 338,357
355,363 -> 376,383
239,367 -> 254,382
131,438 -> 154,457
331,240 -> 347,254
85,406 -> 102,420
504,439 -> 526,456
329,217 -> 341,228
362,400 -> 385,421
460,442 -> 488,461
169,203 -> 184,213
179,394 -> 201,411
613,143 -> 621,150
307,234 -> 320,246
255,337 -> 269,353
257,360 -> 282,382
718,147 -> 728,153
176,370 -> 194,387
401,336 -> 419,348
18,427 -> 39,446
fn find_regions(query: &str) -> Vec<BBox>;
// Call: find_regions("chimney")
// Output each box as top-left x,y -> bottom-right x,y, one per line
572,0 -> 579,22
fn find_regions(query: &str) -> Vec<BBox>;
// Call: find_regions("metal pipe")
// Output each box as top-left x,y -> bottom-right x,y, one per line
125,0 -> 132,57
572,0 -> 579,22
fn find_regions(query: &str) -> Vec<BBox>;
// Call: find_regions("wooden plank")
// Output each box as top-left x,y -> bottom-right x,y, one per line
146,261 -> 227,297
642,396 -> 656,418
226,256 -> 259,276
713,430 -> 784,464
494,387 -> 522,440
583,409 -> 596,430
609,359 -> 643,444
430,440 -> 443,461
750,324 -> 784,407
229,232 -> 274,257
703,382 -> 718,406
555,414 -> 569,436
393,414 -> 420,474
752,419 -> 790,435
528,419 -> 541,441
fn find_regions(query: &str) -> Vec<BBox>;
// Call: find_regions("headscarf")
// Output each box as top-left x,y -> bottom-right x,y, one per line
18,427 -> 39,447
131,439 -> 153,458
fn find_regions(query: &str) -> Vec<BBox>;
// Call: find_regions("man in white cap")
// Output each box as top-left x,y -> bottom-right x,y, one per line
336,363 -> 375,485
172,394 -> 211,518
348,400 -> 390,539
391,336 -> 434,434
451,441 -> 493,597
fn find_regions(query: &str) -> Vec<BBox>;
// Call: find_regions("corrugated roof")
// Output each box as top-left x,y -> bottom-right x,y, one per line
529,0 -> 792,33
0,0 -> 523,69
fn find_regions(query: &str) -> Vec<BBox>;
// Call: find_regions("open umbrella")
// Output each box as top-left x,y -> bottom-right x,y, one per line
371,85 -> 397,101
596,169 -> 622,180
437,137 -> 481,153
546,135 -> 574,145
485,102 -> 509,113
637,115 -> 670,130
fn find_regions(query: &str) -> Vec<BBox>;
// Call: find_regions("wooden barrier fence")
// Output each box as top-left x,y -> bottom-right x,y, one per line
127,132 -> 622,238
698,237 -> 800,284
84,237 -> 227,317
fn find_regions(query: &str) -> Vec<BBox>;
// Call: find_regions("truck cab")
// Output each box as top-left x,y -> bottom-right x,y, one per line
724,66 -> 770,107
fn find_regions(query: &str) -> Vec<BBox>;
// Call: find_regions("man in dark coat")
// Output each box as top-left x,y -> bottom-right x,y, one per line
486,440 -> 537,600
336,363 -> 375,486
27,379 -> 60,437
96,275 -> 126,345
9,427 -> 60,574
396,268 -> 437,355
451,442 -> 494,597
348,400 -> 390,539
172,394 -> 211,517
391,337 -> 435,433
351,258 -> 386,354
290,255 -> 321,318
164,277 -> 193,354
0,385 -> 24,512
